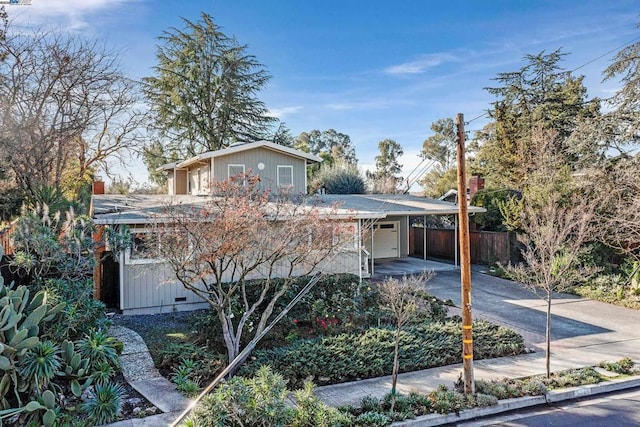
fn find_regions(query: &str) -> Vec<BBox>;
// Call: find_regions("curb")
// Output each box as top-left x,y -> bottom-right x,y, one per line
392,375 -> 640,426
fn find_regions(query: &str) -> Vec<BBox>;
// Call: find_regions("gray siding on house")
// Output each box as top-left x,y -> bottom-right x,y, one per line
167,175 -> 174,195
212,148 -> 307,194
120,248 -> 360,314
121,262 -> 208,314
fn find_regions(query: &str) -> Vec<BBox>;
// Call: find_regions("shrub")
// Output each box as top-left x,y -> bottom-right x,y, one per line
311,161 -> 365,194
291,382 -> 353,426
41,278 -> 108,342
77,329 -> 121,371
429,385 -> 471,415
20,341 -> 62,393
171,359 -> 200,396
474,393 -> 498,407
10,205 -> 95,282
353,411 -> 390,426
543,367 -> 602,389
186,366 -> 292,426
598,357 -> 637,375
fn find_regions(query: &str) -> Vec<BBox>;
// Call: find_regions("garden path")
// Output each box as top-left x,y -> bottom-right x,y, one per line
105,326 -> 191,427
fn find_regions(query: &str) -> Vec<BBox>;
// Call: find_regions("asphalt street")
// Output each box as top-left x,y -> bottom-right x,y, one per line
457,387 -> 640,426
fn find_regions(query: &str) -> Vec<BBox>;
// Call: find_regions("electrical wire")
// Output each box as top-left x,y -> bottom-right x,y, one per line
170,270 -> 327,426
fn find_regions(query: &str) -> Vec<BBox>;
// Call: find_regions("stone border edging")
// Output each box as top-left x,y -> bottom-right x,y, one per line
392,375 -> 640,426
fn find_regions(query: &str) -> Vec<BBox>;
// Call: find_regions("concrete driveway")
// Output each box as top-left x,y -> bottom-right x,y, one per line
374,257 -> 640,366
426,267 -> 640,367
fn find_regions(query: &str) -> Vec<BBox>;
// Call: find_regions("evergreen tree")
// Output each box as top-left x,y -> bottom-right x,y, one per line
294,129 -> 357,166
143,13 -> 275,171
470,49 -> 599,189
367,139 -> 403,193
420,118 -> 458,197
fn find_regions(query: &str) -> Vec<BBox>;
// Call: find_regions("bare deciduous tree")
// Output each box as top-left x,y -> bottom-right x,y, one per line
0,21 -> 147,200
592,155 -> 640,267
504,131 -> 597,377
377,272 -> 434,400
155,175 -> 349,370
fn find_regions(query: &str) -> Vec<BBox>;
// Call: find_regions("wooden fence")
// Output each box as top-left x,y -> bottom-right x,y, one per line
0,225 -> 14,256
410,227 -> 511,265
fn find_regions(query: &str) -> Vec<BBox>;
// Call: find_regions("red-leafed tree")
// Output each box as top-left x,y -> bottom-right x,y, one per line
155,175 -> 349,369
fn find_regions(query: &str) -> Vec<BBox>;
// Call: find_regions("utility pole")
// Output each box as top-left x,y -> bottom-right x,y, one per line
456,113 -> 475,394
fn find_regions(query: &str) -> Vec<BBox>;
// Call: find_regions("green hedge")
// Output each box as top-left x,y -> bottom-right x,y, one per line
241,319 -> 525,387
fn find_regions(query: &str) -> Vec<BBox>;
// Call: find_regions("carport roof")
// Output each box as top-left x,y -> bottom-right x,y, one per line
312,194 -> 486,216
90,193 -> 484,225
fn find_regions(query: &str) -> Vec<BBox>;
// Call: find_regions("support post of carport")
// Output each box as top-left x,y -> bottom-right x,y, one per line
370,220 -> 375,276
454,214 -> 458,267
358,219 -> 363,282
423,215 -> 427,260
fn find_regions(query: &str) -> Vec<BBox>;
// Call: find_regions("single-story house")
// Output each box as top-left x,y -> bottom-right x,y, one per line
91,141 -> 485,314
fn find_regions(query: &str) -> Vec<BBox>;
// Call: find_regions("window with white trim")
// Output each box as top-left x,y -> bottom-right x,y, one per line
125,228 -> 188,265
125,229 -> 161,264
277,165 -> 293,188
228,164 -> 245,184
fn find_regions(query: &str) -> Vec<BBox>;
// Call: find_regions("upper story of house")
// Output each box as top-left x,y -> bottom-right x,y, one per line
158,141 -> 322,196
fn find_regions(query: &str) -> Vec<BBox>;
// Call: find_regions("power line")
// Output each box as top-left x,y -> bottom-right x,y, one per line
570,35 -> 640,73
459,35 -> 640,128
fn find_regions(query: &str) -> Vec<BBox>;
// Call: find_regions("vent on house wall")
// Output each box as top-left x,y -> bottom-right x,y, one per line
174,297 -> 187,302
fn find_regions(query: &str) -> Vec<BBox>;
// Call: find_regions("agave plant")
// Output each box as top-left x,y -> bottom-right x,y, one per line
91,362 -> 116,387
77,329 -> 121,371
80,381 -> 125,425
20,341 -> 62,392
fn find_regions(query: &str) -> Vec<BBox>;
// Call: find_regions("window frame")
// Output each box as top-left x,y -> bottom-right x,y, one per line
277,165 -> 294,188
228,164 -> 246,185
124,228 -> 191,265
125,228 -> 162,265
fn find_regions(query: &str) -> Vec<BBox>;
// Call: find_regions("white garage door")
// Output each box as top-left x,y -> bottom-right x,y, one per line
373,221 -> 399,258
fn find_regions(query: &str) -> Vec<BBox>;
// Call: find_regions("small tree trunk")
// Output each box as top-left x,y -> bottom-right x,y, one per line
390,325 -> 402,412
546,295 -> 551,378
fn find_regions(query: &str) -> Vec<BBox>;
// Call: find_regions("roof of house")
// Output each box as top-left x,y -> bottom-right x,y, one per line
313,194 -> 485,216
91,193 -> 485,225
158,140 -> 322,171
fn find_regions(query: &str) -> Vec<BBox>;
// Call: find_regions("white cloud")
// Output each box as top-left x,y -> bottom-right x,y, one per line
267,106 -> 303,118
7,0 -> 134,30
384,53 -> 459,75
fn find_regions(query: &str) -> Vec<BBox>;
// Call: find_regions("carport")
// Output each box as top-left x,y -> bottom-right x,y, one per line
311,194 -> 486,276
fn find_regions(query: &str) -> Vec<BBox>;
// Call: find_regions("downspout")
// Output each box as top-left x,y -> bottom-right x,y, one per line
119,227 -> 125,311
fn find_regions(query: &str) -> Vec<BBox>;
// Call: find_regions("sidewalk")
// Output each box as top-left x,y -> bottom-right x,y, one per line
314,350 -> 636,408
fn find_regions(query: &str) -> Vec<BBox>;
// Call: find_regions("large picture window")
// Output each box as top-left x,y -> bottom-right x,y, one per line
277,165 -> 293,188
126,229 -> 161,264
125,228 -> 187,265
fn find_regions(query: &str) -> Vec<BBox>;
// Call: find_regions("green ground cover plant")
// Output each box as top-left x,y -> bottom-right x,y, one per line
240,319 -> 525,388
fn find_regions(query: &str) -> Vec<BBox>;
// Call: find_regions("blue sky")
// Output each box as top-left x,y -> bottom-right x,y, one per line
6,0 -> 640,186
